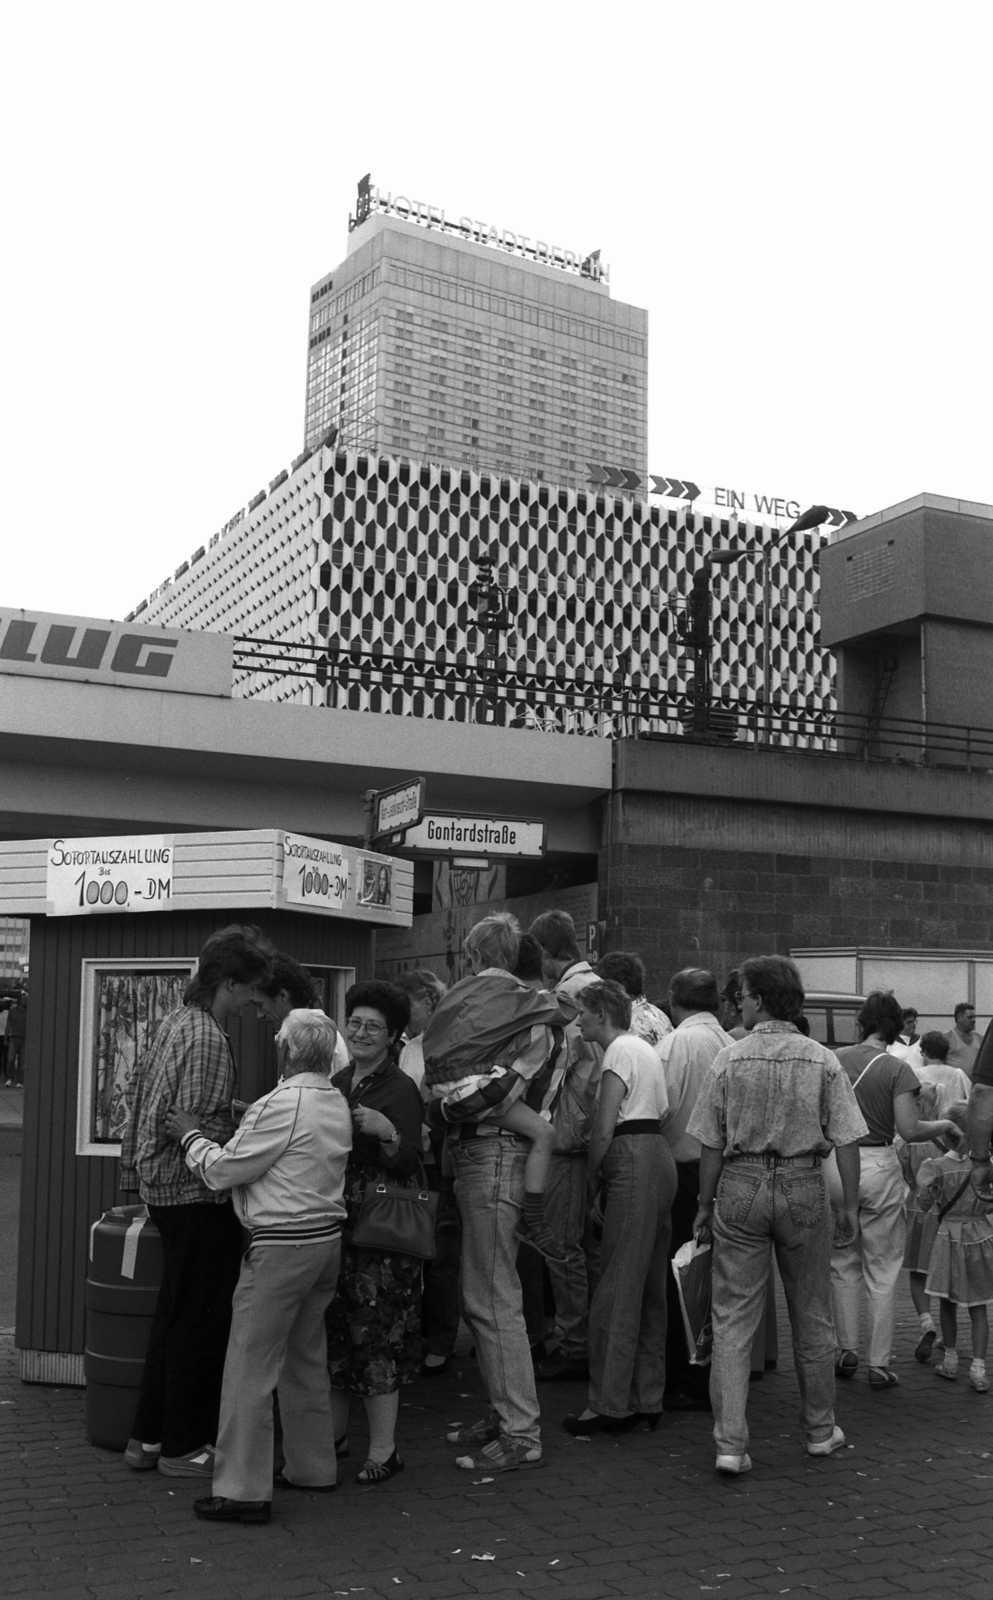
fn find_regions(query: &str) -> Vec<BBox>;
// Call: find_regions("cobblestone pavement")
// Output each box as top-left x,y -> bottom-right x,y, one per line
2,1288 -> 990,1600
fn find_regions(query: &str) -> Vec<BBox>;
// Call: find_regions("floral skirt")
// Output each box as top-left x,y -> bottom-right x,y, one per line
324,1244 -> 423,1397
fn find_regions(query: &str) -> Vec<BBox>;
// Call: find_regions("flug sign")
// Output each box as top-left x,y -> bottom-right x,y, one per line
0,609 -> 233,696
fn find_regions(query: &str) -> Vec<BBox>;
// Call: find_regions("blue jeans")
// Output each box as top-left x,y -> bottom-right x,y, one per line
589,1133 -> 677,1417
452,1134 -> 540,1449
711,1156 -> 837,1456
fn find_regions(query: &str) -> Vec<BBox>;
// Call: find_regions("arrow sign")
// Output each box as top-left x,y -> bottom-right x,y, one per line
825,507 -> 859,528
586,463 -> 609,485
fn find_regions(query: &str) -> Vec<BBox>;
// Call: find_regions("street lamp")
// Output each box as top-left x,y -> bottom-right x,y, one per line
673,506 -> 831,744
676,550 -> 739,734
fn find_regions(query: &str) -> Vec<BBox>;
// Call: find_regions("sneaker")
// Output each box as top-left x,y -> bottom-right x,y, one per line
446,1416 -> 500,1446
715,1453 -> 752,1475
935,1360 -> 958,1382
914,1330 -> 937,1364
514,1218 -> 568,1264
124,1437 -> 161,1471
970,1370 -> 990,1393
158,1445 -> 216,1479
806,1425 -> 846,1457
455,1436 -> 544,1473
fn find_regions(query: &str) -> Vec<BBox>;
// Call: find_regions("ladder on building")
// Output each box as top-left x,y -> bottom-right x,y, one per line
857,654 -> 898,757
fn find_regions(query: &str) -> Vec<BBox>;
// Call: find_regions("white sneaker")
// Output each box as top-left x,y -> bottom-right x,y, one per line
806,1425 -> 845,1457
715,1452 -> 752,1474
970,1370 -> 990,1393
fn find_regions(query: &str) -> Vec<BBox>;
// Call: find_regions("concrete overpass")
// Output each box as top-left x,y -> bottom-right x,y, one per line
0,671 -> 611,855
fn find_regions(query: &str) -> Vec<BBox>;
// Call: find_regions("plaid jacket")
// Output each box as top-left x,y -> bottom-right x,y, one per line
119,1006 -> 238,1206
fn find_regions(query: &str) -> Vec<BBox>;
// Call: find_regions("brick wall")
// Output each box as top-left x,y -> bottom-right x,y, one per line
600,818 -> 993,999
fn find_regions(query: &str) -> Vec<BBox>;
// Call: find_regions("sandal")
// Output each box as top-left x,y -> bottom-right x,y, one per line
867,1367 -> 899,1389
446,1415 -> 500,1446
835,1349 -> 858,1379
357,1449 -> 404,1484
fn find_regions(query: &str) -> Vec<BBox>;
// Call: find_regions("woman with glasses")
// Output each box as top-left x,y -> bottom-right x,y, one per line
325,981 -> 425,1483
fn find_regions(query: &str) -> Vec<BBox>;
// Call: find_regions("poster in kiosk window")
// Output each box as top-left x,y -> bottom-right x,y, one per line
357,858 -> 393,909
46,835 -> 173,917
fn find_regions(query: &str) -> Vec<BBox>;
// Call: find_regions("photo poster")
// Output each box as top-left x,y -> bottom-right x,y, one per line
357,857 -> 393,909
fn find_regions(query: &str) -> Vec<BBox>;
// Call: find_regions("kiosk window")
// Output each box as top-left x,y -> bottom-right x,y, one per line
77,958 -> 196,1157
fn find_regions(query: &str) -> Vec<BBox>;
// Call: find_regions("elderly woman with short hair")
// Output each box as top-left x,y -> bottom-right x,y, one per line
165,1008 -> 351,1523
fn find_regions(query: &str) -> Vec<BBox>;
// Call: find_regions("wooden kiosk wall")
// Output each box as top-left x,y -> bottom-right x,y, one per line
16,908 -> 374,1382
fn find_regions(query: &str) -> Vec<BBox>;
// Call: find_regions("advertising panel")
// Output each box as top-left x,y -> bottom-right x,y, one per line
46,835 -> 173,917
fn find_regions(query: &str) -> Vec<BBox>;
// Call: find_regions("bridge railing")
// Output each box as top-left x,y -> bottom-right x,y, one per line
232,637 -> 993,771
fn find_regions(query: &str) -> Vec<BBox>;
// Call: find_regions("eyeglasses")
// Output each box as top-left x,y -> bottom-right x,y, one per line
345,1018 -> 387,1037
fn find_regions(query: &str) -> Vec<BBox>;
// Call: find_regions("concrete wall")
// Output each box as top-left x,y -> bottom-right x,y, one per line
603,739 -> 993,1007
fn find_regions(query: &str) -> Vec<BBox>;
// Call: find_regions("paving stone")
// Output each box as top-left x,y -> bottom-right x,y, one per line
3,1284 -> 990,1599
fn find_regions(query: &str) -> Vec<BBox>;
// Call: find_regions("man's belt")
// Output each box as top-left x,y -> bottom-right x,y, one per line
726,1151 -> 821,1165
451,1124 -> 523,1142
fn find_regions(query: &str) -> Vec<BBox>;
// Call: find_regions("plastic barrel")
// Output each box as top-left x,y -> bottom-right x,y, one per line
84,1205 -> 163,1450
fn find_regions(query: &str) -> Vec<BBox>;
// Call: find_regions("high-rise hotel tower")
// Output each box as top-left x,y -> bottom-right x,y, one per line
303,178 -> 648,492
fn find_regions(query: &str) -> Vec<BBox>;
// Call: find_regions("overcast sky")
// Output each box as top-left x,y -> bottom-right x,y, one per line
3,1 -> 991,622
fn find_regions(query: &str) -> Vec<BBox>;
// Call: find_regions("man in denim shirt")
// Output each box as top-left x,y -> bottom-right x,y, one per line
687,955 -> 866,1476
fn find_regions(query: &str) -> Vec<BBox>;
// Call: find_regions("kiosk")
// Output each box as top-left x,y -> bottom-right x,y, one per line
0,827 -> 411,1386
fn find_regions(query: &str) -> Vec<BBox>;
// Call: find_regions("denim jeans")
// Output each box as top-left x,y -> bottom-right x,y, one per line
589,1133 -> 677,1417
825,1145 -> 906,1369
545,1152 -> 591,1360
711,1156 -> 837,1456
452,1134 -> 540,1448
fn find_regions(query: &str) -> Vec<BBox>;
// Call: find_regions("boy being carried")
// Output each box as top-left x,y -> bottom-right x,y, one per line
423,912 -> 569,1262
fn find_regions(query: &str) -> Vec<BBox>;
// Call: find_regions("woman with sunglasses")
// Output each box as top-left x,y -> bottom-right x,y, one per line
325,981 -> 425,1483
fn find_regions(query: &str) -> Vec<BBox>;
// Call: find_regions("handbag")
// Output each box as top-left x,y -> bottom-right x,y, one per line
671,1238 -> 713,1366
349,1175 -> 439,1260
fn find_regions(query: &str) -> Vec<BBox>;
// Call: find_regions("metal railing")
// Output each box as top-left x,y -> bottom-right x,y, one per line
232,637 -> 993,771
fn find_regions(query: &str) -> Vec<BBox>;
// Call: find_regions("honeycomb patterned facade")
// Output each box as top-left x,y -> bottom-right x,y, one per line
135,445 -> 835,737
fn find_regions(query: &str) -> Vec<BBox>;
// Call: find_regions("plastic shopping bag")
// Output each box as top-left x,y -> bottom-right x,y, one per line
671,1238 -> 713,1366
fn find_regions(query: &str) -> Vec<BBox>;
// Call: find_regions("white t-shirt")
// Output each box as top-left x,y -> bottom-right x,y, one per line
913,1059 -> 971,1117
398,1034 -> 425,1094
601,1033 -> 670,1125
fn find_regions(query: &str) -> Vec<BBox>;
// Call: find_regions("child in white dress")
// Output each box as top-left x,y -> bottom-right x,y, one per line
917,1103 -> 993,1392
898,1082 -> 943,1362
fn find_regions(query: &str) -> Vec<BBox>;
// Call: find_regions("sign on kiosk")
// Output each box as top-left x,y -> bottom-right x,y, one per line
282,833 -> 349,912
47,836 -> 173,917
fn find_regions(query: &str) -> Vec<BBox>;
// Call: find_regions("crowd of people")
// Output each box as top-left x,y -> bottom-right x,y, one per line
118,917 -> 993,1522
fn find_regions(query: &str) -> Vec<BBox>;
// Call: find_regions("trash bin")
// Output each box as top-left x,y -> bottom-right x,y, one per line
84,1205 -> 162,1450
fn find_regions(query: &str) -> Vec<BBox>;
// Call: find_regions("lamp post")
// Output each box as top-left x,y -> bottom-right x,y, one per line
470,554 -> 509,724
677,550 -> 739,734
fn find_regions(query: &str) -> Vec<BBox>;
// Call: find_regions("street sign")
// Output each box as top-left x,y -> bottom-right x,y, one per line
394,812 -> 546,859
369,776 -> 426,842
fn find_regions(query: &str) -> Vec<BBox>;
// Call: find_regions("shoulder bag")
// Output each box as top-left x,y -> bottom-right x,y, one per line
349,1168 -> 438,1260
